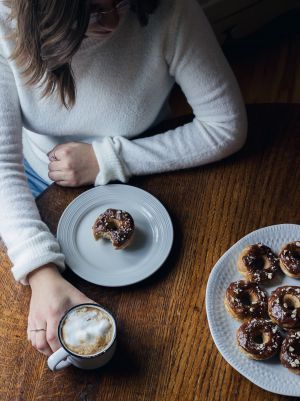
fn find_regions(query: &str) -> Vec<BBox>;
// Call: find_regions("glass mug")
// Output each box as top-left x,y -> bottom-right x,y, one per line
47,303 -> 117,371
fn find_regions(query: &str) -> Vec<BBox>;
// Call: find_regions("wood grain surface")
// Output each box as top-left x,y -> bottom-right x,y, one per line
0,105 -> 299,401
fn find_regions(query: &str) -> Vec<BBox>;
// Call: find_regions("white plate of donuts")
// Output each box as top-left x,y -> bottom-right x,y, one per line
206,224 -> 300,396
57,184 -> 173,286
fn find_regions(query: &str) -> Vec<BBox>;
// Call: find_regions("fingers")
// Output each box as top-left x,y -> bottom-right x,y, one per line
48,161 -> 62,172
55,181 -> 77,187
48,170 -> 66,182
28,325 -> 52,356
48,160 -> 78,186
46,318 -> 61,353
48,169 -> 79,187
28,323 -> 60,355
48,149 -> 60,162
47,144 -> 63,161
28,312 -> 54,356
35,331 -> 53,356
30,331 -> 36,349
47,143 -> 75,161
48,170 -> 76,184
27,325 -> 31,341
47,142 -> 87,187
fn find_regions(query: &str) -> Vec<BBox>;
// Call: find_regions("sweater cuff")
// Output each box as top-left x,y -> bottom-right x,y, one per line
92,137 -> 131,186
10,231 -> 65,285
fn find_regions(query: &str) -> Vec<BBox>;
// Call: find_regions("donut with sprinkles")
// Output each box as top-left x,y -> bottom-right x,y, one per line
92,208 -> 134,250
279,241 -> 300,278
237,318 -> 282,360
268,286 -> 300,330
224,280 -> 268,321
237,243 -> 279,283
280,331 -> 300,374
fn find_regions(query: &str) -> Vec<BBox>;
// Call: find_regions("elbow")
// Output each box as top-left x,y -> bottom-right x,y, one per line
236,104 -> 248,151
221,106 -> 248,157
229,120 -> 247,155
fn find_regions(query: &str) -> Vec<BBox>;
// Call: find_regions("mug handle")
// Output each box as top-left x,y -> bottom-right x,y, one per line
47,347 -> 72,371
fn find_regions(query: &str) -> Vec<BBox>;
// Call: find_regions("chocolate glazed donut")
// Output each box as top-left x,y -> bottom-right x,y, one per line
237,318 -> 282,360
224,280 -> 268,321
279,241 -> 300,278
268,286 -> 300,329
237,243 -> 279,283
280,331 -> 300,374
93,209 -> 135,250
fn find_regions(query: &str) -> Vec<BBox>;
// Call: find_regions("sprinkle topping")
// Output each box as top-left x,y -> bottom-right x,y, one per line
225,280 -> 268,320
240,244 -> 279,283
268,286 -> 300,329
280,331 -> 300,370
280,242 -> 300,274
92,208 -> 134,248
237,318 -> 282,358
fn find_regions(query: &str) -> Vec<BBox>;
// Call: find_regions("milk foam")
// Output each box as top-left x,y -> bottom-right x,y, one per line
62,309 -> 112,350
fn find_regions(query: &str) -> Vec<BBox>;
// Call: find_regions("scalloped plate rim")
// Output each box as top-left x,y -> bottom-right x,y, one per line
206,223 -> 300,396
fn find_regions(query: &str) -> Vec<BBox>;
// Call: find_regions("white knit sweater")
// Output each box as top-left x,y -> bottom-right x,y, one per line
0,0 -> 247,284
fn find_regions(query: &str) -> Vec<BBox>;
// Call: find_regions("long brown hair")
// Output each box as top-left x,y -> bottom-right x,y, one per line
7,0 -> 159,108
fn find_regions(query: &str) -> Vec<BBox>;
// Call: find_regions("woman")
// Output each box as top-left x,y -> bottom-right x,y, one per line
0,0 -> 247,356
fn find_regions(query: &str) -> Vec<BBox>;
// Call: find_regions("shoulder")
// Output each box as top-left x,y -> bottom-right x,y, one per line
159,0 -> 206,49
0,2 -> 16,58
0,1 -> 12,28
142,0 -> 196,39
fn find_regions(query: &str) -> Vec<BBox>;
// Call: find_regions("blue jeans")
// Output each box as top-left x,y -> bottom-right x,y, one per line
24,159 -> 49,199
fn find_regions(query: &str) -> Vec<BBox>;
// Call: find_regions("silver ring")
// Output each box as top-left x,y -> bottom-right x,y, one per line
49,151 -> 58,161
29,328 -> 46,332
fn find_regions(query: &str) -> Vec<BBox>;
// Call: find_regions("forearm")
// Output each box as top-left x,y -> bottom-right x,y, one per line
0,154 -> 66,283
112,114 -> 246,176
0,55 -> 65,284
92,96 -> 247,183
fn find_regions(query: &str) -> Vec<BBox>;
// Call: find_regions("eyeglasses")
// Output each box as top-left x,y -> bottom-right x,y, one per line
91,0 -> 129,17
87,0 -> 129,36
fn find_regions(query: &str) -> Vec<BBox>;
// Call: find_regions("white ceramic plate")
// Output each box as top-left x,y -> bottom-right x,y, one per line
206,224 -> 300,396
57,185 -> 173,286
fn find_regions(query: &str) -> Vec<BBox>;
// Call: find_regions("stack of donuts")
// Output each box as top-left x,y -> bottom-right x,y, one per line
224,241 -> 300,374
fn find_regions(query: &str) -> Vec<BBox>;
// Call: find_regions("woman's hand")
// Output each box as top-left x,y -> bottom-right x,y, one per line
47,142 -> 99,187
28,264 -> 95,356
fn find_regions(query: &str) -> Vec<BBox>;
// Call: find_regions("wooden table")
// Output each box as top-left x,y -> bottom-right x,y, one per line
0,104 -> 299,401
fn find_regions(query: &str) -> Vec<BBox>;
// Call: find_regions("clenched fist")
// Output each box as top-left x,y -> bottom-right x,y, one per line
47,142 -> 100,187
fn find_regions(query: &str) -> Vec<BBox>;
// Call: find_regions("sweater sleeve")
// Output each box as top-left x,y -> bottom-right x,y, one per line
92,0 -> 247,185
0,52 -> 65,284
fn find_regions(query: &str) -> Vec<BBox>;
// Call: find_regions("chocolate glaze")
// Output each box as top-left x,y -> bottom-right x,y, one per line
225,280 -> 268,320
241,243 -> 279,282
280,331 -> 300,370
243,252 -> 264,270
280,242 -> 300,275
93,209 -> 134,248
268,286 -> 300,329
237,318 -> 282,359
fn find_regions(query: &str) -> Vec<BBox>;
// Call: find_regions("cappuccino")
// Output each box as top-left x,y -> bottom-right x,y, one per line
61,305 -> 115,356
